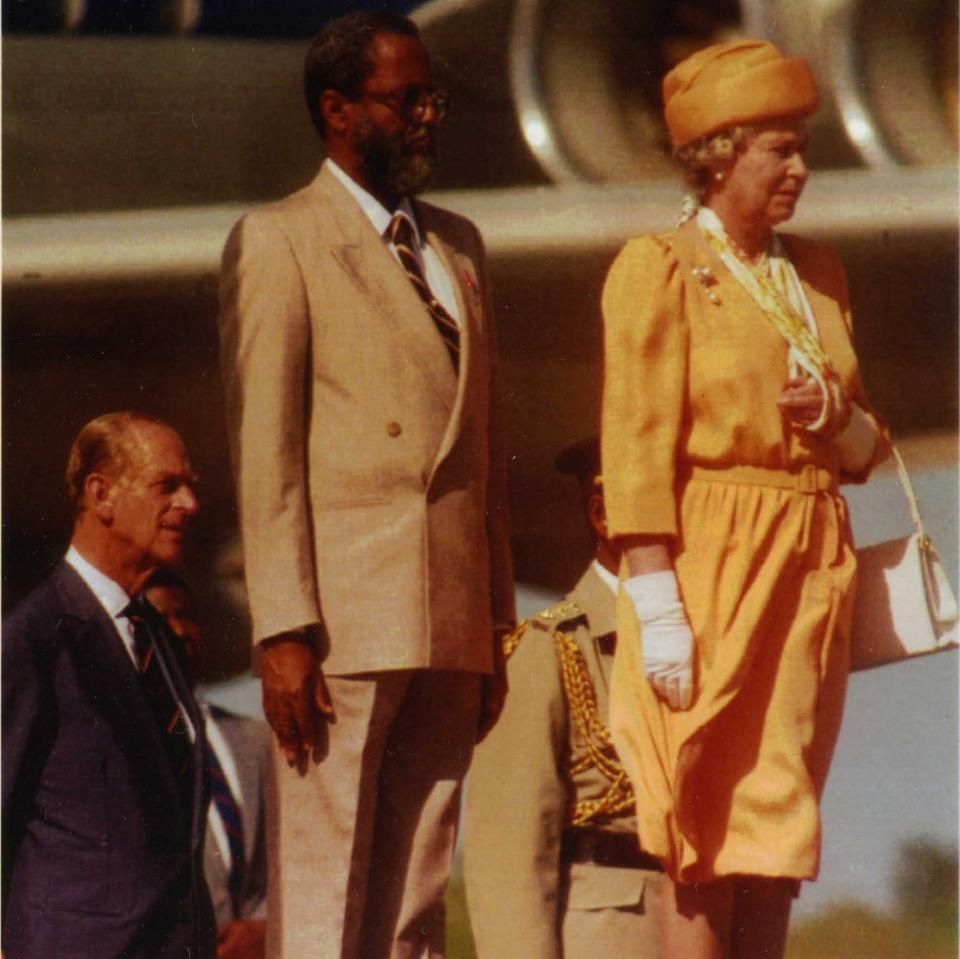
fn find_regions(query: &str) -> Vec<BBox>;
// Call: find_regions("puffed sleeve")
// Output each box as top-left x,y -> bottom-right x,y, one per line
601,236 -> 688,538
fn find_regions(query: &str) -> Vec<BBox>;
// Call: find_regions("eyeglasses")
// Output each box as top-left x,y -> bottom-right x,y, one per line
359,84 -> 450,122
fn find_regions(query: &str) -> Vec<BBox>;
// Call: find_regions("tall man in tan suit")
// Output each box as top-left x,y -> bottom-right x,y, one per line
464,438 -> 661,959
217,11 -> 515,959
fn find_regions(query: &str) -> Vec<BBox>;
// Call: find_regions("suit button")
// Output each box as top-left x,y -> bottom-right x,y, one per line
386,421 -> 402,437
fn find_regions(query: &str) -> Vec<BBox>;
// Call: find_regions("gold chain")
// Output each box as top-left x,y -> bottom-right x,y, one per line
553,628 -> 635,826
501,619 -> 529,659
502,603 -> 635,826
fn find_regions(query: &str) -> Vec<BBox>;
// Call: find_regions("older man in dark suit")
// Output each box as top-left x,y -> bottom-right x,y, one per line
2,411 -> 215,959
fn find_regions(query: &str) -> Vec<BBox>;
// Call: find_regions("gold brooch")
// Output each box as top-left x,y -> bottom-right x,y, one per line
692,265 -> 721,305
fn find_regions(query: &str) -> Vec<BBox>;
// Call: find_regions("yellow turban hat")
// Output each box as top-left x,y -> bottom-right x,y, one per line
663,40 -> 819,147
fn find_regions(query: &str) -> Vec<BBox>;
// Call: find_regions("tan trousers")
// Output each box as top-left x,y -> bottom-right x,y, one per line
266,670 -> 481,959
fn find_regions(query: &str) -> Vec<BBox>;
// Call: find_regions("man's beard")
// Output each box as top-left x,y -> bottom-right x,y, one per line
352,111 -> 436,199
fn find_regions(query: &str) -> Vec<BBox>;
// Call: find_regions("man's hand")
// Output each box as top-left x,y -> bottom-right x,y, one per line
217,919 -> 266,959
476,629 -> 510,742
261,634 -> 334,767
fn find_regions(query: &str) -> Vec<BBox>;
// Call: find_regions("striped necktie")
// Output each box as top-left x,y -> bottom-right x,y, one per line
122,598 -> 194,803
204,736 -> 247,909
388,212 -> 460,373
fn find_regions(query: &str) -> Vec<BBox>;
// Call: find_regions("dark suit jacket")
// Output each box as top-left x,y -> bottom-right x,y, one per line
202,704 -> 269,928
2,560 -> 216,959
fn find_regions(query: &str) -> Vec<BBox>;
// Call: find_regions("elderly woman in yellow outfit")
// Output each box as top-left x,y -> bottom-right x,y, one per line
601,41 -> 891,958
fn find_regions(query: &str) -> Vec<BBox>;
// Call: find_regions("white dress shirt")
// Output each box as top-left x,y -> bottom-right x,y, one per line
326,158 -> 462,324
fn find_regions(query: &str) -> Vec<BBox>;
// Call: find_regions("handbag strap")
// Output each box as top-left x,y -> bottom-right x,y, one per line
890,445 -> 929,544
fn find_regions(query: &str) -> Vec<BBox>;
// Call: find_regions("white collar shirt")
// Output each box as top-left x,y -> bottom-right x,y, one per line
592,559 -> 620,597
66,544 -> 137,662
326,158 -> 461,324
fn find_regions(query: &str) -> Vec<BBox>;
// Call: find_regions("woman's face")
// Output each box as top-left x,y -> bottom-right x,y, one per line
716,117 -> 810,230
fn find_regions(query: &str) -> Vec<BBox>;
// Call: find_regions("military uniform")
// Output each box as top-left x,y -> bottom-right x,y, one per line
464,563 -> 661,959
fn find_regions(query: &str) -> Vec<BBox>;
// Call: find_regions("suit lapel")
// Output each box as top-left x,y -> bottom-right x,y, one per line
420,216 -> 484,469
148,605 -> 208,853
312,168 -> 458,409
53,562 -> 145,727
52,564 -> 188,824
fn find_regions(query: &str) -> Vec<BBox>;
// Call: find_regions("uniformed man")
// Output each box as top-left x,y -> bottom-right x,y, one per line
464,436 -> 662,959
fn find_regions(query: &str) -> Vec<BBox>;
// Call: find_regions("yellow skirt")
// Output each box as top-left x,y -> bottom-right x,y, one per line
610,466 -> 857,883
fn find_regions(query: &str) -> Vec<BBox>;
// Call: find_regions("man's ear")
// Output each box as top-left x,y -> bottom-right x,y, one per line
586,491 -> 608,541
320,89 -> 352,139
86,473 -> 115,523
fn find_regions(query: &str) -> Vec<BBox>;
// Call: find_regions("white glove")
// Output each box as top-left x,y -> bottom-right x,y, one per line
624,570 -> 694,710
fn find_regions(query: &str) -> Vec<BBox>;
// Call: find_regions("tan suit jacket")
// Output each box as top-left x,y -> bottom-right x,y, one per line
464,565 -> 660,959
219,164 -> 514,674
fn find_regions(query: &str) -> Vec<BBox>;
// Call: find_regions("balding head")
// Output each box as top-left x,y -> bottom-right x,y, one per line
66,411 -> 167,516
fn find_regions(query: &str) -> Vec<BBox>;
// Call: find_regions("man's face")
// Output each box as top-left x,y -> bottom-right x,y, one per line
350,32 -> 440,199
105,423 -> 199,572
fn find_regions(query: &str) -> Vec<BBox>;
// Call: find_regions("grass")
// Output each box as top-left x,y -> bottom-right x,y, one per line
786,900 -> 958,959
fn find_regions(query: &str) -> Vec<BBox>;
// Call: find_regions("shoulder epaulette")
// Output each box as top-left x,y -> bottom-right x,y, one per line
502,599 -> 634,825
536,600 -> 584,627
502,601 -> 584,659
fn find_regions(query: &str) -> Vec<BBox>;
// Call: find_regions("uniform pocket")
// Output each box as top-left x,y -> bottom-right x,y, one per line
564,861 -> 647,910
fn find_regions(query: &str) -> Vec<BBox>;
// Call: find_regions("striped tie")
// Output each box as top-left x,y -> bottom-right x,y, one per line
123,598 -> 194,802
204,738 -> 247,909
388,213 -> 460,373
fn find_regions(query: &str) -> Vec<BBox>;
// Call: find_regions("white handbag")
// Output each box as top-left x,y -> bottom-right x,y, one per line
850,447 -> 959,671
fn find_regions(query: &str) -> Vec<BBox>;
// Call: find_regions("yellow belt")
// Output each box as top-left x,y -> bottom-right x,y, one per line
688,463 -> 838,495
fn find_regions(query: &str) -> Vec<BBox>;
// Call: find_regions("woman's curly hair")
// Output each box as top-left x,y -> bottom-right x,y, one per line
674,125 -> 758,198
